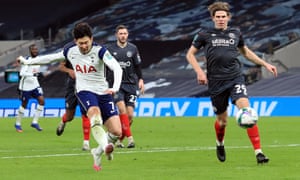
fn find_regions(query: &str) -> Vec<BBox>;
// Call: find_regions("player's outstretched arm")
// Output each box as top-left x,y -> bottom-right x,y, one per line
239,46 -> 277,77
17,51 -> 65,65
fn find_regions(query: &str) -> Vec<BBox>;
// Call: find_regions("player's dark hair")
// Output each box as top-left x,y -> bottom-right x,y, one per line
72,22 -> 93,39
208,1 -> 231,17
28,44 -> 38,57
115,24 -> 128,33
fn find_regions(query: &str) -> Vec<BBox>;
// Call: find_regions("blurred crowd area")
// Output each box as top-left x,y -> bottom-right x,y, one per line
1,0 -> 299,51
52,0 -> 300,52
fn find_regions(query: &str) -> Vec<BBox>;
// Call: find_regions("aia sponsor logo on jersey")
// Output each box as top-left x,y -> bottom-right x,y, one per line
75,64 -> 97,73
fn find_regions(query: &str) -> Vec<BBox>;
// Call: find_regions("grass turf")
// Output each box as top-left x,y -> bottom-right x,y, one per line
0,116 -> 299,180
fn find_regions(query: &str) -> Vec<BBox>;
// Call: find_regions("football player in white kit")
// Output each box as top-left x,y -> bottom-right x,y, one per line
15,44 -> 44,132
17,22 -> 123,171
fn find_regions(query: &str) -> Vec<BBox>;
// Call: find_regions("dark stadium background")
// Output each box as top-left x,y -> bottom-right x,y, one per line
0,0 -> 299,98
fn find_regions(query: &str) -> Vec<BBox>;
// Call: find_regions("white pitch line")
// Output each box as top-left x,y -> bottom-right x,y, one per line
1,144 -> 300,159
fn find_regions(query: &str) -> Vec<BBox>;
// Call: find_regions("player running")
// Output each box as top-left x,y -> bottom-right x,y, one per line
106,24 -> 145,148
15,44 -> 44,132
186,1 -> 277,164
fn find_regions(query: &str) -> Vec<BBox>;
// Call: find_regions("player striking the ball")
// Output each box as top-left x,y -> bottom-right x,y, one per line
17,22 -> 122,171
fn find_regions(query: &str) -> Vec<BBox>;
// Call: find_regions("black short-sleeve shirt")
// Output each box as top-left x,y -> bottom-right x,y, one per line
105,42 -> 142,86
192,27 -> 244,80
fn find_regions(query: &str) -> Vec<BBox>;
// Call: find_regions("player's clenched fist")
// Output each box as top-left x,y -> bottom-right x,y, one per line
16,56 -> 26,64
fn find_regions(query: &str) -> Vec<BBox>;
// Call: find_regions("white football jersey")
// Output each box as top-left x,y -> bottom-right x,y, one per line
19,57 -> 41,91
21,43 -> 122,95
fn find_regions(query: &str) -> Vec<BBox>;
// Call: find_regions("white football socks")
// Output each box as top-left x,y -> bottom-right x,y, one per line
32,104 -> 44,124
90,114 -> 108,153
16,106 -> 25,125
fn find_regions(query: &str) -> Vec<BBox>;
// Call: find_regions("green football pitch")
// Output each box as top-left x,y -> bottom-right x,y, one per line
0,116 -> 299,180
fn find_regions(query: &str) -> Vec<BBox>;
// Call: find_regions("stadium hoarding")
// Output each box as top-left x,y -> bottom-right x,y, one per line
134,97 -> 294,117
0,97 -> 298,117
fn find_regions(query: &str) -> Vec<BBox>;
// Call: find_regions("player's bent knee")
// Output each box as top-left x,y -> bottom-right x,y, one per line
90,115 -> 103,127
110,127 -> 122,137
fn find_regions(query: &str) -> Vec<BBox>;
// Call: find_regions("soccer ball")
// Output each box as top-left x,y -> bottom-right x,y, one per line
235,107 -> 258,128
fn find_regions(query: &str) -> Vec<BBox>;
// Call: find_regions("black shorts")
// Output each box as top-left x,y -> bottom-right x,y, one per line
210,76 -> 248,114
113,83 -> 138,108
65,78 -> 78,110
